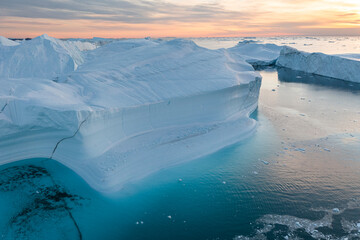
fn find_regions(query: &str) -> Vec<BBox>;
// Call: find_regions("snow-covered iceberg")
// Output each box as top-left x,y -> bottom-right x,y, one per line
0,35 -> 261,192
0,36 -> 19,47
227,41 -> 282,67
276,46 -> 360,83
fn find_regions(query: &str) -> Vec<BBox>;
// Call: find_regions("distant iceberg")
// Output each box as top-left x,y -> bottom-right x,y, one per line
277,46 -> 360,83
0,36 -> 19,47
0,35 -> 261,192
226,41 -> 282,67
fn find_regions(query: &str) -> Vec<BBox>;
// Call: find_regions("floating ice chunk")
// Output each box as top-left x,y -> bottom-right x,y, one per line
277,46 -> 360,83
226,42 -> 283,67
167,215 -> 172,219
332,208 -> 340,213
294,148 -> 306,153
324,148 -> 331,152
261,160 -> 269,165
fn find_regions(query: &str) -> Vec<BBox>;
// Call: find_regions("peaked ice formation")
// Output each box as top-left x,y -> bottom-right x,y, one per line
0,35 -> 261,192
277,46 -> 360,83
0,36 -> 19,47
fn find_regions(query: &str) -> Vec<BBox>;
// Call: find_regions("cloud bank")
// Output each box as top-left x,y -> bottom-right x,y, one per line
0,0 -> 359,37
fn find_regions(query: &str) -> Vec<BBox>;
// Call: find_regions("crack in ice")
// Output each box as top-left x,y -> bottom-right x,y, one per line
50,114 -> 90,159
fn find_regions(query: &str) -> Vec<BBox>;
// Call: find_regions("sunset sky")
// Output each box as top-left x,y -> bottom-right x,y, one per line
1,0 -> 360,38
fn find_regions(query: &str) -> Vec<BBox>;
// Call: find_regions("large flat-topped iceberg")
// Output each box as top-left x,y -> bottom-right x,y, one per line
276,46 -> 360,83
0,36 -> 261,192
226,41 -> 283,67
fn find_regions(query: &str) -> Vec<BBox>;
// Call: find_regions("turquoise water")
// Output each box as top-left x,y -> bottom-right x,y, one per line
1,68 -> 360,239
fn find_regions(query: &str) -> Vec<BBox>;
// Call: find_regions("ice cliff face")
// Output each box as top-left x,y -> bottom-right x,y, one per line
277,46 -> 360,83
0,36 -> 261,192
228,42 -> 360,83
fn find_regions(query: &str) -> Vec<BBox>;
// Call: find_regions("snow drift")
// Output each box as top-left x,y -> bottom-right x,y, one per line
276,46 -> 360,83
0,36 -> 261,192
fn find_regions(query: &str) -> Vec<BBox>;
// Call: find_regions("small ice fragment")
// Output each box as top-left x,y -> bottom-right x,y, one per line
36,190 -> 39,194
178,178 -> 183,182
357,222 -> 360,228
296,76 -> 302,79
261,160 -> 269,165
300,97 -> 305,100
299,113 -> 306,116
324,148 -> 331,152
295,222 -> 302,228
253,171 -> 258,175
222,181 -> 226,184
140,221 -> 144,224
136,221 -> 139,225
295,148 -> 306,152
167,215 -> 172,219
332,208 -> 340,213
272,89 -> 276,92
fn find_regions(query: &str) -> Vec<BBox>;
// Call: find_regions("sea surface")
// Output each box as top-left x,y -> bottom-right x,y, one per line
1,38 -> 360,240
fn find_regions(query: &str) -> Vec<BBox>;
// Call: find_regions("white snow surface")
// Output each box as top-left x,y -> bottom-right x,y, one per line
0,36 -> 19,47
0,35 -> 261,192
276,46 -> 360,83
221,41 -> 283,66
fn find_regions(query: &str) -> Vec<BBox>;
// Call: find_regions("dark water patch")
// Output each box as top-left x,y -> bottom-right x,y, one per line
0,163 -> 85,240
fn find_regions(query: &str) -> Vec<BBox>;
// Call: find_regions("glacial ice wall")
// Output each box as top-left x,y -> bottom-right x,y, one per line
0,36 -> 261,192
277,46 -> 360,83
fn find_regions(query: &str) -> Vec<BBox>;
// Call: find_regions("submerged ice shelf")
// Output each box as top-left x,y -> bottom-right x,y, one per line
0,35 -> 261,192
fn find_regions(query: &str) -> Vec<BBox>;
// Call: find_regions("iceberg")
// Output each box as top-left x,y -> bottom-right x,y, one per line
0,36 -> 261,192
276,46 -> 360,83
226,41 -> 282,67
0,36 -> 19,47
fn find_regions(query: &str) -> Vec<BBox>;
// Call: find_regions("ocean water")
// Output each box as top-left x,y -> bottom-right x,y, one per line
1,39 -> 360,239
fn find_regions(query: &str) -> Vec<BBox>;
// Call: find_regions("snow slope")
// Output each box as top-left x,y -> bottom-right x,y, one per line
0,36 -> 261,192
276,46 -> 360,83
226,41 -> 283,67
0,36 -> 19,46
